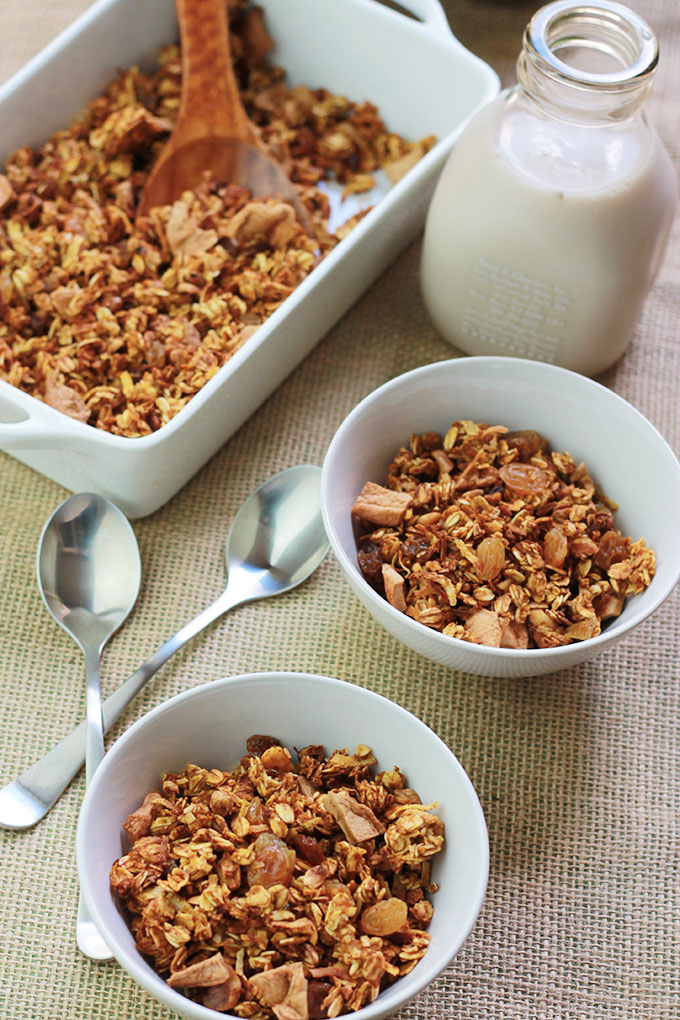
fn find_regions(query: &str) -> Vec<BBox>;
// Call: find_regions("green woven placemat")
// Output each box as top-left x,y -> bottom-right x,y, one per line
1,2 -> 678,1018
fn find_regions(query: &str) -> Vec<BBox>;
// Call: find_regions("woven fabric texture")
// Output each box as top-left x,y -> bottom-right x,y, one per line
0,2 -> 678,1019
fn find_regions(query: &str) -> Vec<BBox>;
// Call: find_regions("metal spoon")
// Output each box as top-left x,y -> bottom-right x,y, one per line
0,465 -> 328,833
36,492 -> 142,961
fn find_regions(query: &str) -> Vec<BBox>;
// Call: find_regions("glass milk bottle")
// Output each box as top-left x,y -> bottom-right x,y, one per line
420,0 -> 677,376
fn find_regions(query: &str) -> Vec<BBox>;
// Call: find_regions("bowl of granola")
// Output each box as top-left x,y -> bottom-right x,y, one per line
77,671 -> 488,1019
321,356 -> 680,678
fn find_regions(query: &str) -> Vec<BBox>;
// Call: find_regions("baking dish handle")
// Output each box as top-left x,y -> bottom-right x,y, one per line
0,384 -> 94,454
390,0 -> 453,36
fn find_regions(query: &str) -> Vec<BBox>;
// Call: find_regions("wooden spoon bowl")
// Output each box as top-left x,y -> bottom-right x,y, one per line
137,0 -> 309,228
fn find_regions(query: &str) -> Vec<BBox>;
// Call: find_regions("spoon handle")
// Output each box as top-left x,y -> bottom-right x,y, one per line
84,645 -> 105,784
0,588 -> 242,830
175,0 -> 254,143
76,646 -> 110,958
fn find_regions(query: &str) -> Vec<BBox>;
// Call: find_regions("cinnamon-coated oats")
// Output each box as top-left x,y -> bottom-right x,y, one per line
110,737 -> 444,1018
0,2 -> 433,437
352,422 -> 655,649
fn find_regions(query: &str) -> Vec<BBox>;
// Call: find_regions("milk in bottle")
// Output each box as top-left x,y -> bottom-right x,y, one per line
420,0 -> 678,376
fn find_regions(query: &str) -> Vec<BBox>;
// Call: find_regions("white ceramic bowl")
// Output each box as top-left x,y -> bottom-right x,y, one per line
77,672 -> 488,1020
321,357 -> 680,678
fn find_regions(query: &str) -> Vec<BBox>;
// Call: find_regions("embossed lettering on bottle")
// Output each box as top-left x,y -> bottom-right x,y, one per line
460,257 -> 570,363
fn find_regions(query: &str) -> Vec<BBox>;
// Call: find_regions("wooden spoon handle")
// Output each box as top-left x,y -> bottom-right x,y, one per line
175,0 -> 256,144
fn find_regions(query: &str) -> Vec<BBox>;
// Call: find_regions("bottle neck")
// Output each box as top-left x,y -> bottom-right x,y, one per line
516,0 -> 658,125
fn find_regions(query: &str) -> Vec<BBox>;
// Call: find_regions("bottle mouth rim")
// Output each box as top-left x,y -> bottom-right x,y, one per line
528,0 -> 658,87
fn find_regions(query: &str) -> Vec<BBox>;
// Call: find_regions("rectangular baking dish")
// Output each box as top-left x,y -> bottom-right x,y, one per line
0,0 -> 498,518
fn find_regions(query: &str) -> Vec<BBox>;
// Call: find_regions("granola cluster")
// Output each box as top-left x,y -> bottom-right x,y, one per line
352,422 -> 655,649
0,3 -> 433,436
110,736 -> 444,1018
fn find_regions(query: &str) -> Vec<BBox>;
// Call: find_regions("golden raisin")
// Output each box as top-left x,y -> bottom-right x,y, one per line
246,797 -> 267,826
476,535 -> 505,580
594,530 -> 630,570
360,897 -> 408,936
544,527 -> 568,568
246,833 -> 296,888
499,461 -> 549,495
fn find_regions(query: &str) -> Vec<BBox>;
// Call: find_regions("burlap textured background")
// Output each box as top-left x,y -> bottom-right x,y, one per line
1,2 -> 678,1018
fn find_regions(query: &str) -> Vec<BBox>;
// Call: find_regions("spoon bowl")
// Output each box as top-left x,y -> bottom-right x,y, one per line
37,494 -> 142,655
225,463 -> 330,597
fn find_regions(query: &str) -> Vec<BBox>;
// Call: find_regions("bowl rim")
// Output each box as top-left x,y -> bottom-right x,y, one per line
77,670 -> 490,1020
321,355 -> 680,662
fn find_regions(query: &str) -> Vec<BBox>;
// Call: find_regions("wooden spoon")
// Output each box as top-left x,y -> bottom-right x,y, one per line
137,0 -> 309,228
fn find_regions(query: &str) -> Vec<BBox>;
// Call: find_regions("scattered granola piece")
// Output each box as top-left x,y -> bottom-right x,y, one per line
232,323 -> 259,349
382,563 -> 406,612
570,536 -> 600,559
432,448 -> 453,476
130,834 -> 171,867
225,199 -> 299,248
384,803 -> 444,864
50,286 -> 90,321
564,616 -> 600,641
122,791 -> 173,841
297,775 -> 317,798
168,952 -> 234,988
261,744 -> 293,772
500,620 -> 529,649
202,969 -> 241,1012
323,789 -> 385,844
352,482 -> 412,527
593,592 -> 625,619
0,173 -> 15,210
251,962 -> 309,1020
209,787 -> 237,816
43,373 -> 90,424
383,135 -> 435,184
464,608 -> 503,648
164,199 -> 218,256
90,104 -> 172,156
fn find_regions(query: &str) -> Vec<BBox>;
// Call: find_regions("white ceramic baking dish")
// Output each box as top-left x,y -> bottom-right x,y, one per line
0,0 -> 498,518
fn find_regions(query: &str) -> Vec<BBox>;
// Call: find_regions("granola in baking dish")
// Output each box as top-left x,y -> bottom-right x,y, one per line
352,422 -> 655,649
0,2 -> 433,436
110,736 -> 444,1018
